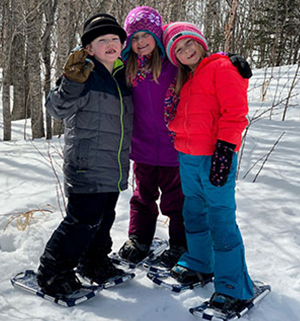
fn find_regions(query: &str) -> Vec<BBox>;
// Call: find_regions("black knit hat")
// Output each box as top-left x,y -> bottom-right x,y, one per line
81,13 -> 127,47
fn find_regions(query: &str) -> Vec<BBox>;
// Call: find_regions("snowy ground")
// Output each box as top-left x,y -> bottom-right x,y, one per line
0,65 -> 300,321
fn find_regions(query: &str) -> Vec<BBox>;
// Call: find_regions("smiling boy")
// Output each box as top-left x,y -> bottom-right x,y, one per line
37,14 -> 134,297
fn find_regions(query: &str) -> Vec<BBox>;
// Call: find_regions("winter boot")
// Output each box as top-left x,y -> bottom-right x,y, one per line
209,292 -> 246,313
118,235 -> 150,263
77,256 -> 126,285
170,264 -> 214,285
159,244 -> 186,269
37,270 -> 82,297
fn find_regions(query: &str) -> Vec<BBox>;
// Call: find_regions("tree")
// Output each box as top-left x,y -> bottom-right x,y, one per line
224,0 -> 239,53
1,0 -> 300,141
2,0 -> 12,141
25,0 -> 44,139
52,0 -> 70,136
11,1 -> 27,121
41,0 -> 57,140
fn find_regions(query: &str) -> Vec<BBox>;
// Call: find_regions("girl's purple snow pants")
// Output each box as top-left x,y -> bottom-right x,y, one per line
128,162 -> 186,247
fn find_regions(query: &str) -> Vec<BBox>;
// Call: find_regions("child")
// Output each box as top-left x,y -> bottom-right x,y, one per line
162,22 -> 254,311
117,6 -> 187,268
37,13 -> 134,296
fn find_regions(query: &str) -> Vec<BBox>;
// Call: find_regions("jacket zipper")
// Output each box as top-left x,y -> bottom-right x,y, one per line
112,70 -> 124,192
184,78 -> 192,154
147,80 -> 159,164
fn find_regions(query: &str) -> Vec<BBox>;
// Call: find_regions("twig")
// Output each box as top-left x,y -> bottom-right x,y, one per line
29,140 -> 66,217
47,146 -> 66,217
253,131 -> 285,182
242,153 -> 268,180
282,63 -> 300,121
237,123 -> 249,180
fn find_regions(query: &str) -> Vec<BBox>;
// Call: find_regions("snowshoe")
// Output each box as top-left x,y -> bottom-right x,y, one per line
189,281 -> 271,320
76,256 -> 135,289
110,237 -> 168,271
11,270 -> 101,307
146,264 -> 213,293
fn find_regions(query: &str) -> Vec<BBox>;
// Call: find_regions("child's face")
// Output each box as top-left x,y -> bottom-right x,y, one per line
131,32 -> 156,56
175,38 -> 204,70
86,34 -> 122,66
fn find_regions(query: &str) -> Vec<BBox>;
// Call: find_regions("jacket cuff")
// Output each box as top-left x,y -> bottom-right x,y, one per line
60,75 -> 85,98
216,139 -> 236,151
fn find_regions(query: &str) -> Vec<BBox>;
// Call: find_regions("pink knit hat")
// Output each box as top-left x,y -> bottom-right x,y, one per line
163,22 -> 208,66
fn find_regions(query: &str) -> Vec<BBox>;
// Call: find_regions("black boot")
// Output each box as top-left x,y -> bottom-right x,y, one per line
159,244 -> 186,268
170,264 -> 214,285
118,235 -> 150,263
77,256 -> 125,285
209,292 -> 246,313
37,269 -> 82,297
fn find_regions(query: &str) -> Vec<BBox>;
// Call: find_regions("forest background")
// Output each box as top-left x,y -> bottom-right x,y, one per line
1,0 -> 300,141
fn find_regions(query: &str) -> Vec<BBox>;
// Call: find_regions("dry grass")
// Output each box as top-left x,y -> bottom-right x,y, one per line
4,205 -> 55,231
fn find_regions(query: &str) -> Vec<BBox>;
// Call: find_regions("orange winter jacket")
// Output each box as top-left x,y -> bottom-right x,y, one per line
169,54 -> 249,156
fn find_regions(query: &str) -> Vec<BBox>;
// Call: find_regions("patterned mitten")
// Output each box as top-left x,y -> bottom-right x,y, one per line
209,140 -> 236,187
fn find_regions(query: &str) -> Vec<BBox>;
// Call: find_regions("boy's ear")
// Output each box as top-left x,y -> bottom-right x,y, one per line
85,44 -> 94,56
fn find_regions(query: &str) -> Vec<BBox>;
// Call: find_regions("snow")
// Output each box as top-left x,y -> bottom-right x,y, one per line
0,64 -> 300,321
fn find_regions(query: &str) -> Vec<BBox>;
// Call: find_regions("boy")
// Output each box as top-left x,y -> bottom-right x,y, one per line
37,13 -> 133,297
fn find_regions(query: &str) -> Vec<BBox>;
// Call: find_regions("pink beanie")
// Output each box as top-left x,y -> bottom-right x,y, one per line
163,22 -> 208,66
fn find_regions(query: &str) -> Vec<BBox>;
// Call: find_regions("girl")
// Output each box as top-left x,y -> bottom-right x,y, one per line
118,6 -> 187,268
162,22 -> 254,311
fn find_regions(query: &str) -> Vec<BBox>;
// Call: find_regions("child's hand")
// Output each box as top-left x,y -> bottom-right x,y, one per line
64,48 -> 94,83
209,140 -> 236,187
227,53 -> 252,79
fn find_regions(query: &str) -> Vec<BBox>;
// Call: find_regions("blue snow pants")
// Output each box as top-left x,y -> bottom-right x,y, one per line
177,152 -> 254,300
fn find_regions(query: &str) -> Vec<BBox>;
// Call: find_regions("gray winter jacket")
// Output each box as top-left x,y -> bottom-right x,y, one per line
46,57 -> 133,197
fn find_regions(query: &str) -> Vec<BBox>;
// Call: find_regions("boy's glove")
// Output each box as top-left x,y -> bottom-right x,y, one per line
209,140 -> 236,187
63,48 -> 94,83
227,52 -> 252,79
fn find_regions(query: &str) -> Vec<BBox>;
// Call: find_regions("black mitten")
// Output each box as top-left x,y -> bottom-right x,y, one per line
227,52 -> 252,79
209,140 -> 236,187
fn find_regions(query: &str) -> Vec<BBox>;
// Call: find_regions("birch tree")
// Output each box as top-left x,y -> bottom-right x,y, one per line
224,0 -> 239,52
42,0 -> 57,140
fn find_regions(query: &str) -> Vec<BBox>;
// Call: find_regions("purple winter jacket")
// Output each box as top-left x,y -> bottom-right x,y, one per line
130,58 -> 179,166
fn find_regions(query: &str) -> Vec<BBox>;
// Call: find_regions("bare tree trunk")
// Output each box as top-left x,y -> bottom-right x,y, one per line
224,0 -> 239,53
2,0 -> 12,141
42,0 -> 58,140
203,0 -> 224,53
26,0 -> 44,139
52,0 -> 70,137
160,0 -> 187,22
11,0 -> 26,121
282,62 -> 300,121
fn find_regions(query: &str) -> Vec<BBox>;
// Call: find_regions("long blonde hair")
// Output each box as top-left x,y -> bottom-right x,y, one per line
175,43 -> 208,95
126,46 -> 162,86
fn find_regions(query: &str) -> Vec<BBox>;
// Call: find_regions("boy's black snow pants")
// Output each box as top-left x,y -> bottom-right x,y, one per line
38,192 -> 119,277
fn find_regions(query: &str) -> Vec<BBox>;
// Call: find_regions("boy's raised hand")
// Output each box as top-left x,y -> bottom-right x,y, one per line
64,48 -> 94,83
